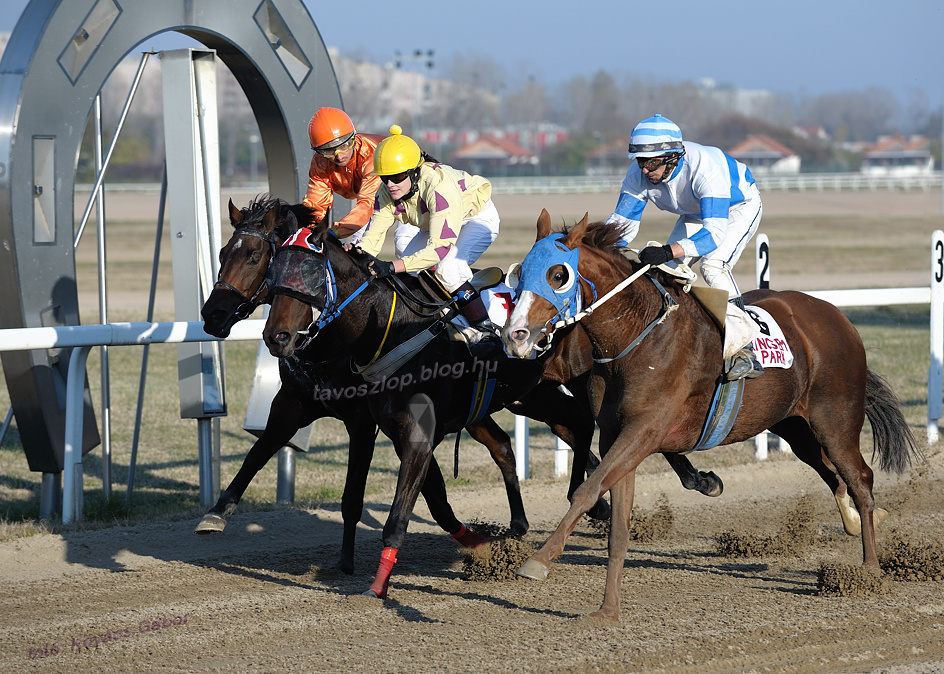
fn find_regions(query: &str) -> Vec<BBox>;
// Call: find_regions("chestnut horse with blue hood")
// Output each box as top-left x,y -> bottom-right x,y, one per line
502,210 -> 920,621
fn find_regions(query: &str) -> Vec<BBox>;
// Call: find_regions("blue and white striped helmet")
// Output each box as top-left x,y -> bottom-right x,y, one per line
628,114 -> 684,159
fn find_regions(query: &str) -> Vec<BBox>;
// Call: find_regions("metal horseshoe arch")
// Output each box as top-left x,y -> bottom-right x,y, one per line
0,0 -> 342,475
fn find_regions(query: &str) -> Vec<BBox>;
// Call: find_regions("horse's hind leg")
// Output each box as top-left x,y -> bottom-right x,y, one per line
465,417 -> 528,535
195,388 -> 317,534
772,417 -> 879,568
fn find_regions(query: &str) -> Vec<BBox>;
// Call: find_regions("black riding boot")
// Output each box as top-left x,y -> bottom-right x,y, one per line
453,282 -> 499,338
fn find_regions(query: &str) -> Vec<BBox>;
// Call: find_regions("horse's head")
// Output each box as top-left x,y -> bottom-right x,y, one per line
201,196 -> 309,337
503,209 -> 589,358
263,216 -> 334,359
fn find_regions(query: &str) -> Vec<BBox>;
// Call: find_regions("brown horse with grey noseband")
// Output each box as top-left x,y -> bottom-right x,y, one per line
502,210 -> 920,621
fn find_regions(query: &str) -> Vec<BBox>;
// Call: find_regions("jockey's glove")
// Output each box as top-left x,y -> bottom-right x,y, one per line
638,244 -> 674,266
369,259 -> 395,279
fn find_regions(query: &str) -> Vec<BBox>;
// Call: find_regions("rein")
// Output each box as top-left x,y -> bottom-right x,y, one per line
533,262 -> 678,363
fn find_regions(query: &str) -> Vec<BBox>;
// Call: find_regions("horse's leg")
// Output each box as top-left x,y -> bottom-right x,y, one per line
195,387 -> 318,534
518,428 -> 649,581
770,419 -> 885,537
364,426 -> 437,599
662,453 -> 723,497
590,470 -> 636,622
337,413 -> 377,574
510,384 -> 611,520
419,454 -> 484,547
464,417 -> 529,535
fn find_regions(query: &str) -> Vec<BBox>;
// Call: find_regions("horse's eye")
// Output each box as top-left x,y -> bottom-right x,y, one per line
250,250 -> 263,264
549,267 -> 569,288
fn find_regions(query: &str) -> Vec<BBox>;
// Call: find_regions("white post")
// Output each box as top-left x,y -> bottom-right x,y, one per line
754,233 -> 770,459
928,230 -> 944,444
554,436 -> 569,478
514,415 -> 529,481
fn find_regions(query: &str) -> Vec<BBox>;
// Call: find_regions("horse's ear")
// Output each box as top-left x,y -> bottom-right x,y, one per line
310,208 -> 331,243
536,208 -> 552,241
562,213 -> 589,249
261,205 -> 279,234
228,198 -> 243,227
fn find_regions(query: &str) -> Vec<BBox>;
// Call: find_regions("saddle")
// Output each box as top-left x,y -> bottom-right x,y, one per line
417,267 -> 506,344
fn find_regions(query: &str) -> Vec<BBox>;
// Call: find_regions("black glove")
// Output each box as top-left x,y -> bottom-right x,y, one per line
638,244 -> 674,266
369,259 -> 395,279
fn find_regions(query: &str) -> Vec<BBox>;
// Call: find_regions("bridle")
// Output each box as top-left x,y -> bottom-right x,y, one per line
213,226 -> 280,319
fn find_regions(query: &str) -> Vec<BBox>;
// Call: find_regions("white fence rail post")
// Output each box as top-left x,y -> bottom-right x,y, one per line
928,230 -> 944,444
514,415 -> 529,481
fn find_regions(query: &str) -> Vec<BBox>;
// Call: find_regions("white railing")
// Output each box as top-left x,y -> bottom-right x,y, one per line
78,172 -> 943,197
0,320 -> 266,524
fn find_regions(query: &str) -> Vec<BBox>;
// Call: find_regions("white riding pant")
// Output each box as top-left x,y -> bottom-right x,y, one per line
667,185 -> 763,358
395,199 -> 500,292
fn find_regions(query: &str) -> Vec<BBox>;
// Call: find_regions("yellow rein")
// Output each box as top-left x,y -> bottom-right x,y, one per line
354,291 -> 397,375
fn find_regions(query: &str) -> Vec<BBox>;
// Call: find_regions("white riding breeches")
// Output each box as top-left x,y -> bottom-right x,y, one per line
666,185 -> 763,358
396,199 -> 500,292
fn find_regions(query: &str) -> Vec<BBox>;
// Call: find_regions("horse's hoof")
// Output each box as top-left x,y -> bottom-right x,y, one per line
874,508 -> 888,529
516,558 -> 549,581
337,560 -> 354,575
702,471 -> 724,497
587,609 -> 619,623
194,514 -> 227,535
361,589 -> 385,599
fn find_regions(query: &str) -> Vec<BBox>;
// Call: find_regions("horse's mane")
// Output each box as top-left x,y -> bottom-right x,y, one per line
562,220 -> 636,270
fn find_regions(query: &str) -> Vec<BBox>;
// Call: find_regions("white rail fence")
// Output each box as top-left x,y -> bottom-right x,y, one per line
82,172 -> 943,198
0,320 -> 265,523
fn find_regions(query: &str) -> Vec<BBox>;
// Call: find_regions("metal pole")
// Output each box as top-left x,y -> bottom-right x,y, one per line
39,472 -> 60,520
197,417 -> 221,506
63,345 -> 93,523
93,95 -> 112,499
0,406 -> 12,446
276,447 -> 296,504
126,163 -> 168,503
74,52 -> 152,248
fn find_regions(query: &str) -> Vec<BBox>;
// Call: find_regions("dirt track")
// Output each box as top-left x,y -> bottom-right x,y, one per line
2,445 -> 943,673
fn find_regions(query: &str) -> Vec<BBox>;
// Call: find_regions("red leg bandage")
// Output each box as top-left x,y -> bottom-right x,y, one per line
451,523 -> 486,549
366,547 -> 398,599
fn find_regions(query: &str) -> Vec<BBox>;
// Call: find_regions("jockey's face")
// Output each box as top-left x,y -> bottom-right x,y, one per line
382,172 -> 412,200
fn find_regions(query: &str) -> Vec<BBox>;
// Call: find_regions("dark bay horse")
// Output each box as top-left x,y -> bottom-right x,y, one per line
198,197 -> 519,573
502,210 -> 921,621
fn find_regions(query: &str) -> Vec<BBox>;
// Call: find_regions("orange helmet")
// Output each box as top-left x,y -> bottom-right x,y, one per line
308,107 -> 356,150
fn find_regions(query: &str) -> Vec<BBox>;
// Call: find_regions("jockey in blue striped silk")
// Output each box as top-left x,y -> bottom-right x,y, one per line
606,114 -> 764,381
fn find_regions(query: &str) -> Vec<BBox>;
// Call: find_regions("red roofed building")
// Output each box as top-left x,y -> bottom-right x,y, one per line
727,135 -> 800,174
449,135 -> 539,176
860,135 -> 933,175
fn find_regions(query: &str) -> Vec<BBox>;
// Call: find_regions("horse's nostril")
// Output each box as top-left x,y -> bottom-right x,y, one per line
275,330 -> 291,346
513,329 -> 530,343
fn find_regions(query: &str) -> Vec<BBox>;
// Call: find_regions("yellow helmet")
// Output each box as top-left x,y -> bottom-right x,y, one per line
373,125 -> 422,176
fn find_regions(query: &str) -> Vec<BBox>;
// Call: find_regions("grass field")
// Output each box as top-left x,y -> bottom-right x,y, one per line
0,188 -> 941,536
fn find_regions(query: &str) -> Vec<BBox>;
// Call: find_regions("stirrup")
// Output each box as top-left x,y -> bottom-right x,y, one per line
725,346 -> 764,382
474,318 -> 501,340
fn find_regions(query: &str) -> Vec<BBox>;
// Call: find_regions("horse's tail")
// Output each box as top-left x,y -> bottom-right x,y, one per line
864,369 -> 922,474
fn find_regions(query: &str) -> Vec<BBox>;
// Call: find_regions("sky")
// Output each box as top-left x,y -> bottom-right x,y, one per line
2,0 -> 941,109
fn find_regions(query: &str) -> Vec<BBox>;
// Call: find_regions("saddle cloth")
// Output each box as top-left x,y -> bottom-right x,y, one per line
745,305 -> 794,369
